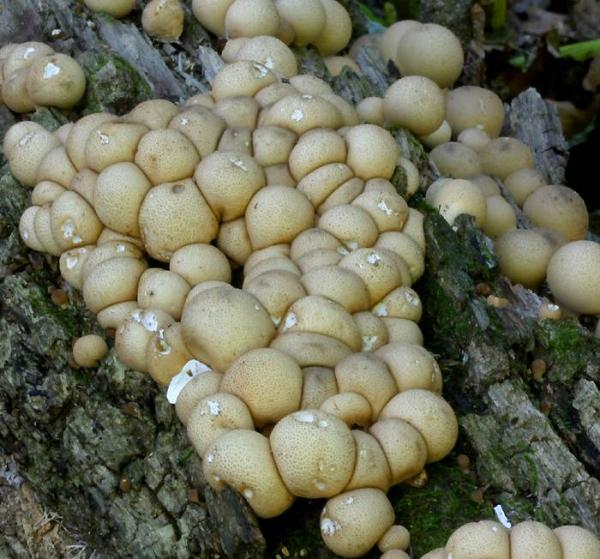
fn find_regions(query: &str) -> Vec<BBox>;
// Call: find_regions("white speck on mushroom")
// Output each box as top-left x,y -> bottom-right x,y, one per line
243,488 -> 254,500
22,229 -> 29,240
301,95 -> 313,100
206,400 -> 221,416
254,304 -> 261,311
281,311 -> 298,331
321,518 -> 341,536
314,479 -> 328,492
51,28 -> 62,37
366,252 -> 382,265
404,290 -> 419,306
141,311 -> 159,332
493,504 -> 512,528
97,131 -> 110,145
206,453 -> 214,463
264,57 -> 274,69
491,526 -> 498,532
344,496 -> 354,505
116,244 -> 126,253
42,62 -> 61,80
253,63 -> 269,78
373,303 -> 388,317
62,220 -> 76,239
23,47 -> 36,59
18,132 -> 35,146
318,419 -> 329,429
271,315 -> 282,326
166,359 -> 212,404
291,109 -> 304,122
336,246 -> 350,256
294,411 -> 316,423
547,303 -> 559,311
377,199 -> 394,216
229,156 -> 248,171
345,240 -> 359,251
362,335 -> 378,351
179,117 -> 189,126
213,475 -> 221,482
157,329 -> 171,355
66,256 -> 79,270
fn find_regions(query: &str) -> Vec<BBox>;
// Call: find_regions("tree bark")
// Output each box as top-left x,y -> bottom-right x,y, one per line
0,1 -> 598,558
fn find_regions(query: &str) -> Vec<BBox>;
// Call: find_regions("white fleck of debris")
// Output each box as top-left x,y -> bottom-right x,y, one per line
294,411 -> 315,423
547,303 -> 559,311
62,220 -> 76,239
179,117 -> 189,126
321,518 -> 341,536
213,475 -> 221,482
18,132 -> 35,146
243,489 -> 254,500
377,199 -> 394,216
253,63 -> 269,78
43,62 -> 61,80
318,419 -> 329,429
281,311 -> 298,331
116,244 -> 126,253
166,359 -> 212,404
206,453 -> 214,464
23,47 -> 36,59
404,290 -> 419,306
157,329 -> 171,355
366,252 -> 382,265
448,554 -> 454,559
1,465 -> 24,488
97,131 -> 110,145
291,109 -> 304,122
336,246 -> 350,256
494,504 -> 512,528
264,56 -> 274,69
359,449 -> 367,457
345,240 -> 358,251
373,303 -> 389,317
229,156 -> 248,171
301,95 -> 313,100
140,312 -> 158,332
207,400 -> 221,416
254,304 -> 261,311
51,28 -> 62,37
66,256 -> 79,270
344,497 -> 354,505
271,315 -> 282,327
314,479 -> 328,492
72,235 -> 83,244
362,335 -> 378,351
22,229 -> 29,240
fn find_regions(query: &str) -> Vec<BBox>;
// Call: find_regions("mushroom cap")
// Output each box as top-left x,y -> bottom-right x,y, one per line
383,76 -> 445,136
95,162 -> 151,237
318,204 -> 379,250
19,206 -> 45,252
345,430 -> 392,492
369,418 -> 427,483
320,489 -> 395,558
181,285 -> 276,371
59,246 -> 94,289
373,285 -> 423,321
231,35 -> 298,78
254,82 -> 298,107
2,68 -> 36,113
290,227 -> 342,260
245,186 -> 315,249
263,94 -> 343,134
135,129 -> 200,185
380,550 -> 410,559
85,122 -> 149,173
175,369 -> 223,425
546,240 -> 600,315
271,332 -> 352,368
279,295 -> 362,351
396,23 -> 464,88
352,190 -> 409,234
141,0 -> 185,41
301,265 -> 370,313
295,248 -> 342,274
317,177 -> 365,215
421,549 -> 446,559
510,521 -> 562,559
220,347 -> 303,426
479,137 -> 534,180
3,121 -> 46,159
380,389 -> 458,462
274,0 -> 326,46
375,234 -> 424,284
187,392 -> 254,456
212,60 -> 277,101
69,168 -> 99,208
84,0 -> 136,17
169,107 -> 226,158
270,409 -> 356,498
243,256 -> 300,285
49,190 -> 103,251
125,99 -> 179,130
252,126 -> 297,167
8,127 -> 61,186
289,128 -> 346,182
345,124 -> 398,181
403,208 -> 426,252
356,97 -> 385,126
301,366 -> 338,409
482,195 -> 517,239
324,56 -> 361,77
522,184 -> 588,241
313,0 -> 352,56
137,269 -> 190,320
146,322 -> 194,385
82,256 -> 148,313
217,217 -> 253,265
96,301 -> 140,330
378,525 -> 410,552
335,352 -> 397,420
504,168 -> 545,206
73,334 -> 109,368
213,96 -> 259,129
429,142 -> 482,179
3,41 -> 54,78
289,74 -> 333,95
320,392 -> 372,429
419,120 -> 452,149
383,318 -> 424,346
65,112 -> 116,171
378,20 -> 421,63
445,521 -> 510,559
244,244 -> 291,274
446,86 -> 505,138
194,151 -> 266,221
26,53 -> 86,109
433,178 -> 487,227
553,525 -> 600,559
34,204 -> 62,256
138,179 -> 218,262
458,127 -> 492,152
191,0 -> 235,36
115,308 -> 175,372
470,174 -> 501,197
203,429 -> 294,518
494,229 -> 555,289
225,0 -> 280,38
264,163 -> 296,186
169,243 -> 232,286
36,146 -> 77,188
81,241 -> 144,282
353,311 -> 390,352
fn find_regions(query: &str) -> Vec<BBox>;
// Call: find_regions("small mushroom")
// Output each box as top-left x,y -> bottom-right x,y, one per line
445,521 -> 510,559
553,525 -> 600,559
142,0 -> 185,41
72,334 -> 109,367
446,86 -> 505,138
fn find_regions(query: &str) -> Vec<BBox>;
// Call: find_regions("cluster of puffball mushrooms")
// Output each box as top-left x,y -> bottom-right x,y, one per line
4,7 -> 600,558
0,42 -> 86,113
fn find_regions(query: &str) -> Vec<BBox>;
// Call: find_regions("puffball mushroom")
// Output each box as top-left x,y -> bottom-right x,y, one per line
85,122 -> 149,173
554,525 -> 600,558
433,179 -> 487,227
84,0 -> 136,17
510,521 -> 562,559
146,322 -> 195,385
482,195 -> 517,238
378,20 -> 421,63
479,137 -> 534,180
274,0 -> 325,46
229,36 -> 298,78
320,489 -> 395,558
458,127 -> 492,152
72,334 -> 109,367
383,76 -> 445,136
225,0 -> 280,39
26,53 -> 86,109
203,429 -> 294,518
313,0 -> 352,56
546,240 -> 600,315
320,392 -> 372,428
270,409 -> 356,498
378,525 -> 410,552
142,0 -> 185,42
50,191 -> 103,251
445,521 -> 510,559
170,243 -> 232,286
395,23 -> 464,88
522,185 -> 589,241
137,269 -> 190,319
9,127 -> 61,186
429,142 -> 481,179
174,370 -> 223,424
446,86 -> 505,138
301,265 -> 370,313
504,168 -> 545,206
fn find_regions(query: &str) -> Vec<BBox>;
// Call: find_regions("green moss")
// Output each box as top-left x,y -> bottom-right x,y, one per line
30,107 -> 69,131
391,461 -> 493,557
